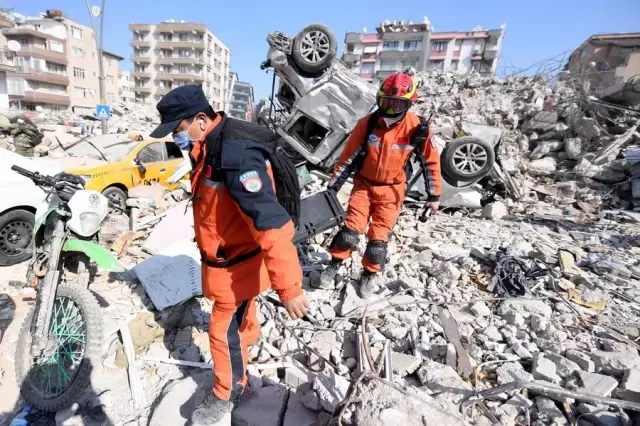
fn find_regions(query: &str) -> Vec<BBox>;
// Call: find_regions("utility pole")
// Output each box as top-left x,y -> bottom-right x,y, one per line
85,0 -> 108,135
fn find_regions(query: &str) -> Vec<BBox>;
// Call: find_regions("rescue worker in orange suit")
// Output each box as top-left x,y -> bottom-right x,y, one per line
320,72 -> 442,298
150,85 -> 309,423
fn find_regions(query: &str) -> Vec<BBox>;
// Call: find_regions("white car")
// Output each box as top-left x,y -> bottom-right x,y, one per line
0,148 -> 64,266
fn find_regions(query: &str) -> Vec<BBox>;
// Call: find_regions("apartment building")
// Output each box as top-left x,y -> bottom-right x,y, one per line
343,18 -> 505,84
129,20 -> 230,110
566,32 -> 640,103
228,73 -> 254,121
119,70 -> 135,103
1,9 -> 124,114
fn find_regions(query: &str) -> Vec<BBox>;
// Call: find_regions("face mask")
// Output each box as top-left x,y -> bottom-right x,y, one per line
383,116 -> 403,127
172,119 -> 204,149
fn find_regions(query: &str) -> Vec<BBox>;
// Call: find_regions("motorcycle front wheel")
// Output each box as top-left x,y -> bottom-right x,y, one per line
15,283 -> 103,412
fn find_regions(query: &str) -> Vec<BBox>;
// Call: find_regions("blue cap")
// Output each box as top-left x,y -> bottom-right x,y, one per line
150,85 -> 211,138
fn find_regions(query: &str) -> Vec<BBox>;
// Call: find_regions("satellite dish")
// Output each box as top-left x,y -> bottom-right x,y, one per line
35,106 -> 43,112
91,5 -> 102,17
7,40 -> 21,52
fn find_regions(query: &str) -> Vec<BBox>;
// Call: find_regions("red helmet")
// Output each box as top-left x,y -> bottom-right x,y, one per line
376,72 -> 418,118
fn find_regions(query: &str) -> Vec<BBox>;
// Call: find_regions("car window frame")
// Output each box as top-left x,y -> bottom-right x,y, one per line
164,141 -> 183,160
137,142 -> 166,164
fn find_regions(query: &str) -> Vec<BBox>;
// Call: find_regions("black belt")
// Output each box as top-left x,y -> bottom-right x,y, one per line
201,247 -> 262,268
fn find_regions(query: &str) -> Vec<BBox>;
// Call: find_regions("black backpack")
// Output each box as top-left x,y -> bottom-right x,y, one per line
204,114 -> 301,225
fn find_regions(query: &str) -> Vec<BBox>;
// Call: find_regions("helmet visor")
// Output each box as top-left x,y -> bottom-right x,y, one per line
377,96 -> 411,116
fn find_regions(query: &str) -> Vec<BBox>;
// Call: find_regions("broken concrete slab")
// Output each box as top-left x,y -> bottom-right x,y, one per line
481,201 -> 508,220
577,371 -> 619,397
532,353 -> 561,384
392,351 -> 422,377
312,369 -> 350,413
545,352 -> 581,378
232,386 -> 289,426
149,371 -> 213,426
589,351 -> 640,376
416,360 -> 473,403
498,299 -> 552,319
566,350 -> 596,372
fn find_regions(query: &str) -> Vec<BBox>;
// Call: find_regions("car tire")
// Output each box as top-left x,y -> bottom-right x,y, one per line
0,209 -> 34,266
102,187 -> 127,210
441,136 -> 495,182
291,24 -> 337,78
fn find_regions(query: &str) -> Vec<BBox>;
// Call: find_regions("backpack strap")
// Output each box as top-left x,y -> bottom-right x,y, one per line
409,116 -> 434,197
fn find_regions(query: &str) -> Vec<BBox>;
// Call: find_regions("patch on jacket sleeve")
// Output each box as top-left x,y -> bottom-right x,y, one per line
239,170 -> 263,193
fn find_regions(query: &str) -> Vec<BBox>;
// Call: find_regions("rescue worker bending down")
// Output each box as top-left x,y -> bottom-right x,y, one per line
320,72 -> 442,298
150,85 -> 309,423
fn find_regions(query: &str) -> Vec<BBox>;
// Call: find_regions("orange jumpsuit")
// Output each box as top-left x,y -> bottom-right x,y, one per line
190,113 -> 302,401
328,112 -> 442,272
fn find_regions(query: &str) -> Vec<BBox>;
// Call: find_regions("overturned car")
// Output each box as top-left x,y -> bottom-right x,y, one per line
258,24 -> 520,208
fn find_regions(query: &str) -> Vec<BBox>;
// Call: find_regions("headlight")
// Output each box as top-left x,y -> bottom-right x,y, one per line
79,212 -> 101,235
80,175 -> 92,183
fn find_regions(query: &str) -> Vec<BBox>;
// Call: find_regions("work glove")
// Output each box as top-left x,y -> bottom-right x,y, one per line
423,200 -> 440,215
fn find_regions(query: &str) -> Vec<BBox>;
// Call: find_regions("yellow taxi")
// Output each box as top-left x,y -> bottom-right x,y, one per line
63,136 -> 187,207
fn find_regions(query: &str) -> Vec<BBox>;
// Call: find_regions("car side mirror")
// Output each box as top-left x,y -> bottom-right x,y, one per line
134,157 -> 147,174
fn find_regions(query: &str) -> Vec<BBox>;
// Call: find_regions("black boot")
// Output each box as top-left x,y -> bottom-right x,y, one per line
358,271 -> 377,299
317,259 -> 342,289
191,393 -> 234,424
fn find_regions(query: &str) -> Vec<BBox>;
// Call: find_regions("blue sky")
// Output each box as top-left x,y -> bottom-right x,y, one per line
5,0 -> 639,102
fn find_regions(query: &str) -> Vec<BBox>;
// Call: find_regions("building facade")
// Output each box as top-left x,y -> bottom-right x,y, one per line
343,19 -> 505,84
1,9 -> 124,114
129,20 -> 230,110
118,70 -> 135,103
566,32 -> 640,98
228,74 -> 254,121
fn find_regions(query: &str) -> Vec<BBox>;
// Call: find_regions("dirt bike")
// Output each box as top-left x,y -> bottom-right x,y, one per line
10,165 -> 124,412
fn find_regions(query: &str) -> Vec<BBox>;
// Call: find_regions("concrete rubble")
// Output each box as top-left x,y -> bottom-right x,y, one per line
2,69 -> 640,425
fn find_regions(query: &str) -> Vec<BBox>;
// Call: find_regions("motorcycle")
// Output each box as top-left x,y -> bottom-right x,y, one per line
10,165 -> 124,412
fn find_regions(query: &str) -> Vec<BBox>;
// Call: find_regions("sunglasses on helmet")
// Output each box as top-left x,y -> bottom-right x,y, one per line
377,96 -> 411,115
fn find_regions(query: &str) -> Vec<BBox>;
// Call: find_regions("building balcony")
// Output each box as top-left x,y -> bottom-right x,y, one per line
10,90 -> 70,106
382,32 -> 424,42
130,40 -> 152,48
156,87 -> 172,96
342,53 -> 361,63
132,71 -> 151,79
483,49 -> 499,60
379,50 -> 422,61
156,23 -> 207,33
3,27 -> 65,42
429,50 -> 447,60
171,73 -> 205,81
134,86 -> 152,93
131,55 -> 152,63
129,23 -> 152,32
9,71 -> 69,86
0,49 -> 16,72
155,56 -> 199,65
345,32 -> 362,43
16,46 -> 67,64
155,40 -> 204,49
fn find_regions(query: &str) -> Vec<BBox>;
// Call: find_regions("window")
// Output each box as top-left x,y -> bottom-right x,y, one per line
159,49 -> 172,58
74,86 -> 89,98
361,63 -> 375,75
400,60 -> 418,69
428,60 -> 444,71
596,62 -> 607,72
107,75 -> 114,84
46,62 -> 66,75
179,32 -> 189,41
178,49 -> 192,58
450,60 -> 459,71
49,40 -> 63,53
382,41 -> 399,51
380,60 -> 399,71
19,38 -> 29,47
471,61 -> 480,72
431,41 -> 448,52
72,46 -> 84,57
214,73 -> 221,83
165,142 -> 183,159
454,40 -> 462,51
137,143 -> 164,163
214,59 -> 221,69
71,25 -> 83,40
346,43 -> 355,53
160,32 -> 172,42
73,67 -> 85,79
178,65 -> 188,73
404,40 -> 421,51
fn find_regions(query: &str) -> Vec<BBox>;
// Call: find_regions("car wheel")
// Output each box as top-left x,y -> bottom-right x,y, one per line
0,209 -> 34,266
102,187 -> 127,210
291,24 -> 337,78
441,137 -> 495,182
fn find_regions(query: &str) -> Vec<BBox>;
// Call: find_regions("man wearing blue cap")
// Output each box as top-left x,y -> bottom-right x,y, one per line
151,85 -> 308,423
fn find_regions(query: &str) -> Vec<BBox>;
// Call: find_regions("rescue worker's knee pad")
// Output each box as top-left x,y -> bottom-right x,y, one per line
364,240 -> 387,267
331,227 -> 360,251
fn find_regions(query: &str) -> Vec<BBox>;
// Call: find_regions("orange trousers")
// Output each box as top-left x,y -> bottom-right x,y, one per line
330,177 -> 405,272
203,253 -> 266,401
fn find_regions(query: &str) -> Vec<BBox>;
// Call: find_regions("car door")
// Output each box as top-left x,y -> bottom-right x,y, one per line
162,141 -> 190,187
132,141 -> 168,186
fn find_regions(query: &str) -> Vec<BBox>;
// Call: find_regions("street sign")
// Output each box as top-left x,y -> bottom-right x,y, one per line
96,104 -> 111,120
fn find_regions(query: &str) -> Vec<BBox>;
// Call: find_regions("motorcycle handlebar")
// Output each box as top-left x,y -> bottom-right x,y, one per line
10,164 -> 35,178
